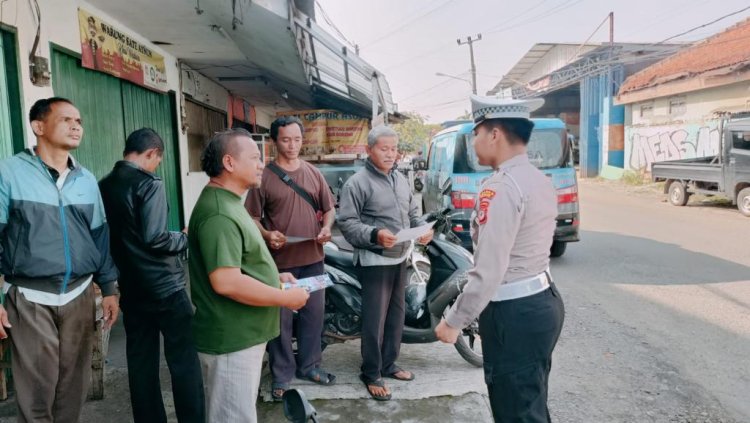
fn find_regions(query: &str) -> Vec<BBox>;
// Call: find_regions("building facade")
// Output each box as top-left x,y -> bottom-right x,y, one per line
617,19 -> 750,172
0,0 -> 396,224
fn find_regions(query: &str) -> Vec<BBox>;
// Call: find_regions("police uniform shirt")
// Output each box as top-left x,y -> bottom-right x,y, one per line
444,153 -> 557,329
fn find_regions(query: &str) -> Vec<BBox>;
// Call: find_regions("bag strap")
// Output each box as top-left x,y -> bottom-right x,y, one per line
267,162 -> 320,213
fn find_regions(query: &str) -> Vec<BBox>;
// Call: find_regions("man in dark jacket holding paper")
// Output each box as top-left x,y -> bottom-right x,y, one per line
100,128 -> 205,423
245,116 -> 337,400
337,125 -> 433,401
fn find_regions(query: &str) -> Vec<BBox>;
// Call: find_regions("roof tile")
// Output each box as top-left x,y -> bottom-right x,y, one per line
619,18 -> 750,94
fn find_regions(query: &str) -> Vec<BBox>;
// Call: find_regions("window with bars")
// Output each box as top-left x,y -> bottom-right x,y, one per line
669,97 -> 687,116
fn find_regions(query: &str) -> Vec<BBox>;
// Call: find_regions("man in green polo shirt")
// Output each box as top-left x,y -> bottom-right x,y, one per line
189,128 -> 309,422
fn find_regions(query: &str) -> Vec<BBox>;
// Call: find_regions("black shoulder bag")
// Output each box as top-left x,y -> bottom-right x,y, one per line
267,162 -> 323,222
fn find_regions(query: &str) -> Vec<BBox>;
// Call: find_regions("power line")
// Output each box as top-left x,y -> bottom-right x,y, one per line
477,0 -> 551,33
497,5 -> 750,97
398,72 -> 470,103
411,97 -> 467,111
564,12 -> 613,65
657,4 -> 750,44
315,0 -> 358,50
618,0 -> 713,39
360,0 -> 455,49
382,0 -> 580,71
382,43 -> 454,72
484,0 -> 585,35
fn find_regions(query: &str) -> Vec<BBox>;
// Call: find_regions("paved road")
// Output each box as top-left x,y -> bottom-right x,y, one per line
1,178 -> 747,422
548,179 -> 748,422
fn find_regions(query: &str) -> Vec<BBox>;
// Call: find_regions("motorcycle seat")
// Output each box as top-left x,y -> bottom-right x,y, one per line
325,249 -> 356,274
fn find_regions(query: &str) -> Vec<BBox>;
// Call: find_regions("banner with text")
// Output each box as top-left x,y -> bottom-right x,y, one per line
275,109 -> 369,156
78,8 -> 168,92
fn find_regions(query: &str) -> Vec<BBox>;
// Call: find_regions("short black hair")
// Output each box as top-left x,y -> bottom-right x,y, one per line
29,97 -> 75,123
124,128 -> 164,156
270,116 -> 304,141
201,128 -> 253,177
480,118 -> 535,145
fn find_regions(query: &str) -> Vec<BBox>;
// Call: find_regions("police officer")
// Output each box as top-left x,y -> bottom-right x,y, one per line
435,95 -> 565,422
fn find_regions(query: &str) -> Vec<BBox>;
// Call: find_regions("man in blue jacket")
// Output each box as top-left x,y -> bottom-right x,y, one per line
0,97 -> 120,422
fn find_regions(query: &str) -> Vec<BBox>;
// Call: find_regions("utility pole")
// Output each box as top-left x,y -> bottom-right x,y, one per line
457,34 -> 482,95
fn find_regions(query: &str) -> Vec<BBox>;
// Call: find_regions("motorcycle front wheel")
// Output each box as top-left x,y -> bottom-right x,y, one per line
445,303 -> 483,367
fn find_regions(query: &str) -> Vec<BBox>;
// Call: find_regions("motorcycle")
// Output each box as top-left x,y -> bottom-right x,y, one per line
321,208 -> 483,367
283,389 -> 319,422
413,171 -> 424,192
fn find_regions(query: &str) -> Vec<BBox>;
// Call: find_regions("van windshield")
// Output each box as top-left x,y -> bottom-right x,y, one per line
464,129 -> 567,171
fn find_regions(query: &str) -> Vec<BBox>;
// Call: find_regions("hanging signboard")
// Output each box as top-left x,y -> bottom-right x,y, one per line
275,109 -> 369,156
78,8 -> 168,92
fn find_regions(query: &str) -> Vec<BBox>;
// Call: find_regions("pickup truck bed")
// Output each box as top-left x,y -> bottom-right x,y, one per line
651,156 -> 722,183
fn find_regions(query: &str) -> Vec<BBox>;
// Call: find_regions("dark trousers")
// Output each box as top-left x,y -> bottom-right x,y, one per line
122,289 -> 205,423
479,283 -> 565,423
267,261 -> 326,384
358,262 -> 407,381
6,284 -> 95,423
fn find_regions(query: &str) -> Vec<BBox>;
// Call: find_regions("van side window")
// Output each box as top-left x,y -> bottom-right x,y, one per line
453,134 -> 472,173
427,141 -> 437,168
429,132 -> 456,173
731,131 -> 750,151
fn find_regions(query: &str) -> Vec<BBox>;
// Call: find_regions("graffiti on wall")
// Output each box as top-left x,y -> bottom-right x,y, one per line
626,122 -> 721,170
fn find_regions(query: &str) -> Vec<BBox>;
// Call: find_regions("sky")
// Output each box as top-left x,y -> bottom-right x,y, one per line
315,0 -> 750,124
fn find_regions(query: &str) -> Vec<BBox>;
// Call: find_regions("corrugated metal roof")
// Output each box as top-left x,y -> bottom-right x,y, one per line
496,43 -> 600,89
619,18 -> 750,95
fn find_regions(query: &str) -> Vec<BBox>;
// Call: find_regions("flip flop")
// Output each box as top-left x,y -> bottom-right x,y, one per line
385,368 -> 415,381
297,368 -> 337,386
359,374 -> 391,401
271,382 -> 289,402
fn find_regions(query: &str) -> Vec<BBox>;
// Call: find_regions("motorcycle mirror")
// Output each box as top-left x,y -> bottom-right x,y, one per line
440,179 -> 452,196
283,389 -> 318,422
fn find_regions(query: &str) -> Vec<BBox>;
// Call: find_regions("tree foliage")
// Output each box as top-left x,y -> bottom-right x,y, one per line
393,112 -> 441,153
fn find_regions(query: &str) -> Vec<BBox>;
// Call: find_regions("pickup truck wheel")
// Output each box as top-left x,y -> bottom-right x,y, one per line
550,240 -> 567,257
738,187 -> 750,217
668,181 -> 689,206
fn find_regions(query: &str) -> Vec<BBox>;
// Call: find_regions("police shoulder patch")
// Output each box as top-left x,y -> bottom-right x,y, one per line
479,189 -> 496,200
477,197 -> 491,225
477,188 -> 497,225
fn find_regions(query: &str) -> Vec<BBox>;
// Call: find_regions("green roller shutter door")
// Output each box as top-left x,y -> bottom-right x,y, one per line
121,84 -> 183,230
51,50 -> 124,178
51,49 -> 183,230
0,29 -> 24,158
0,33 -> 13,159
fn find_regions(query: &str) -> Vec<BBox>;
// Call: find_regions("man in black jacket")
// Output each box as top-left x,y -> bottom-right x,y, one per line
100,128 -> 205,423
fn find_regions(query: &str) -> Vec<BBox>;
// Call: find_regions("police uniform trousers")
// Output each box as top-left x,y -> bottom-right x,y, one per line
479,282 -> 564,423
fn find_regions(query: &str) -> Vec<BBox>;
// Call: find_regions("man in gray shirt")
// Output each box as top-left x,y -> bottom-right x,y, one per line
338,125 -> 432,401
435,96 -> 565,422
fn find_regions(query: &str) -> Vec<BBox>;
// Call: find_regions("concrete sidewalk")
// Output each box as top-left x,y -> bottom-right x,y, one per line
0,317 -> 494,422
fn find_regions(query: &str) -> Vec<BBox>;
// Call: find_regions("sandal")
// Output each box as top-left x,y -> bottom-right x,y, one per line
385,367 -> 415,381
359,374 -> 391,401
271,382 -> 289,402
297,368 -> 337,386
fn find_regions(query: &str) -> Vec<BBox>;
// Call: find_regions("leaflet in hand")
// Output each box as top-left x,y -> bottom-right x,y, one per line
282,274 -> 334,293
395,221 -> 435,244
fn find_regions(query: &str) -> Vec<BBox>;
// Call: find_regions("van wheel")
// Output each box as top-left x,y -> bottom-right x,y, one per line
737,187 -> 750,217
550,240 -> 567,257
668,181 -> 689,206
